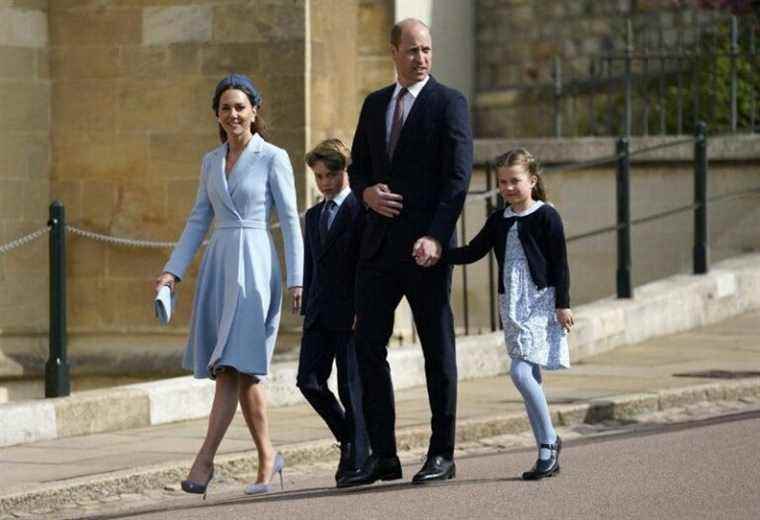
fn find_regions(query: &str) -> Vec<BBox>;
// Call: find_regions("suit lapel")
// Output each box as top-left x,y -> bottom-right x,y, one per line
309,204 -> 323,258
227,133 -> 263,196
392,76 -> 436,164
210,145 -> 241,218
373,85 -> 395,173
318,193 -> 355,260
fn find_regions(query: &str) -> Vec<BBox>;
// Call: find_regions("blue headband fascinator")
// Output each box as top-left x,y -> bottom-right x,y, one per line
212,73 -> 262,110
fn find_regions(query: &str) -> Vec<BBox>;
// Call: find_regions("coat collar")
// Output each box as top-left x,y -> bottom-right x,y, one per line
211,134 -> 264,217
226,133 -> 264,194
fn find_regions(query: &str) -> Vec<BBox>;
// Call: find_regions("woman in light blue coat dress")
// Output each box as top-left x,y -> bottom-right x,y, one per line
155,74 -> 303,497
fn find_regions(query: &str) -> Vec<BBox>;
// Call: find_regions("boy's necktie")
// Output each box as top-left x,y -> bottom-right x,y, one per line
319,200 -> 336,245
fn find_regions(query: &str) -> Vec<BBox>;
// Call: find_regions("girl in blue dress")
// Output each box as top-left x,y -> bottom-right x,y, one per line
446,148 -> 573,479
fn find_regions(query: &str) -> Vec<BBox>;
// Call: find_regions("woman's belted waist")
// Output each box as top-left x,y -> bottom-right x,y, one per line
216,219 -> 269,230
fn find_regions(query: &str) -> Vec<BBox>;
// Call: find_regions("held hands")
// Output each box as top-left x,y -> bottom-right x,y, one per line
155,272 -> 177,292
289,286 -> 303,314
363,183 -> 403,218
413,236 -> 442,268
556,308 -> 574,333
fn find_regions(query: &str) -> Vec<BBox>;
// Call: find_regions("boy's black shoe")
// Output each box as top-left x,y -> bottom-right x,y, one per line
336,454 -> 402,488
334,442 -> 353,482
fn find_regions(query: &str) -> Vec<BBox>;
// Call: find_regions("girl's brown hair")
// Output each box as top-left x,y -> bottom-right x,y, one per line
493,148 -> 546,202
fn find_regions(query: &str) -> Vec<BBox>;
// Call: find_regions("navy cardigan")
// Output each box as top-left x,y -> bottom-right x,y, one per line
445,204 -> 571,308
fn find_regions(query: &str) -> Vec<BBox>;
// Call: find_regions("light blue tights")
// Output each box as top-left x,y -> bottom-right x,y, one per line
510,358 -> 557,460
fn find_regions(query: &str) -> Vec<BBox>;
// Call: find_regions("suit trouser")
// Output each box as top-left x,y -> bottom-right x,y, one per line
297,323 -> 370,468
354,254 -> 457,459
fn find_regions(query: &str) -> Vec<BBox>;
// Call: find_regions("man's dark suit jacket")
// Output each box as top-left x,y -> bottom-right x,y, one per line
348,75 -> 473,260
301,192 -> 365,331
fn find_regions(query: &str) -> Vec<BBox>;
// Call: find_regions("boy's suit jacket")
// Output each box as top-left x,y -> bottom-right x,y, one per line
301,191 -> 365,331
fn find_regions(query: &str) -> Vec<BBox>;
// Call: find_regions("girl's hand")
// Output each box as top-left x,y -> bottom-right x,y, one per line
556,308 -> 574,332
155,272 -> 177,292
289,286 -> 303,314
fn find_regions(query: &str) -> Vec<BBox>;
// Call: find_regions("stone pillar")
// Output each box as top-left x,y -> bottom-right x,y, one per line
0,1 -> 51,362
305,0 -> 360,205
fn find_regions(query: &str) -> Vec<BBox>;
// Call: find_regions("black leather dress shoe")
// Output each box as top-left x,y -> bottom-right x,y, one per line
522,436 -> 562,480
411,455 -> 456,484
336,455 -> 402,488
335,442 -> 353,482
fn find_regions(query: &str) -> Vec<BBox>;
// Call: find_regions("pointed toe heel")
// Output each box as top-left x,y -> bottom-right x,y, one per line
245,452 -> 285,495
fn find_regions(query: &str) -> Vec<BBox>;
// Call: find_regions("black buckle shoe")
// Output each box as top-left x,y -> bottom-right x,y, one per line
336,455 -> 402,488
522,436 -> 562,480
411,455 -> 456,484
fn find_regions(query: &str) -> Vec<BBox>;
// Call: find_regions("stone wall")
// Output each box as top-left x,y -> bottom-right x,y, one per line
0,0 -> 396,366
305,0 -> 359,203
473,0 -> 721,137
0,1 -> 50,353
357,0 -> 395,105
47,0 -> 308,335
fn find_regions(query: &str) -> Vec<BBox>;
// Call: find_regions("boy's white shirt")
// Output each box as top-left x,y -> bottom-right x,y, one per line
325,185 -> 352,208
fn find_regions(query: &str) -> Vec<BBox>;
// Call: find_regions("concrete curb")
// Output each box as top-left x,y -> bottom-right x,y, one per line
2,377 -> 759,515
3,252 -> 760,449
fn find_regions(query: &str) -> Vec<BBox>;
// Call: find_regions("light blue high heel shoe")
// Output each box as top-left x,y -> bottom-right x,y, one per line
244,452 -> 285,495
181,466 -> 214,500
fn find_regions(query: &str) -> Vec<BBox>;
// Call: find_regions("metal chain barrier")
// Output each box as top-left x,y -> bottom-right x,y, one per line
64,211 -> 307,248
65,225 -> 195,249
0,226 -> 51,255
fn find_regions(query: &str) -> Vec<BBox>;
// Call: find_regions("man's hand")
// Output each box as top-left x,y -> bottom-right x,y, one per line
413,236 -> 442,267
289,286 -> 303,314
363,183 -> 403,218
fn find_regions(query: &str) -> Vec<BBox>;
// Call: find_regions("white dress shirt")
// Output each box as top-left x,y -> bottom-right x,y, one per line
323,185 -> 352,229
385,75 -> 430,145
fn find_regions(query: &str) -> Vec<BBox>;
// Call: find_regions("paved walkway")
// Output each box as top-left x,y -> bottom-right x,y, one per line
1,310 -> 759,497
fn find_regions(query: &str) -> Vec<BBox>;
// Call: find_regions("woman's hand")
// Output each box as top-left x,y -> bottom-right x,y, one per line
155,272 -> 177,292
289,286 -> 303,314
556,308 -> 574,332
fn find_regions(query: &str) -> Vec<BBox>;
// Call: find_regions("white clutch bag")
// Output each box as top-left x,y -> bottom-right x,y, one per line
154,285 -> 176,325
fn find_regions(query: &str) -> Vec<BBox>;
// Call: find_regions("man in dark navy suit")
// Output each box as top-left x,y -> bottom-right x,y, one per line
337,18 -> 473,488
297,139 -> 369,486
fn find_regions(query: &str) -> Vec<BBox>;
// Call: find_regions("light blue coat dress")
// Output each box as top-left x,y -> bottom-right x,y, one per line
164,133 -> 304,379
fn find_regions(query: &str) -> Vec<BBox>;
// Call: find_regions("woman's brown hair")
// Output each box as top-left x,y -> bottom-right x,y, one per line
212,82 -> 267,143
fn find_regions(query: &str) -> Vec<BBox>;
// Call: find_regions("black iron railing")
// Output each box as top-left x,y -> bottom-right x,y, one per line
454,122 -> 759,334
2,123 -> 759,395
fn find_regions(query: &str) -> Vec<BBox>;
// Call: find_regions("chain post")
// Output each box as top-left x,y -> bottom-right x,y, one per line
693,122 -> 709,274
616,138 -> 633,298
46,201 -> 70,398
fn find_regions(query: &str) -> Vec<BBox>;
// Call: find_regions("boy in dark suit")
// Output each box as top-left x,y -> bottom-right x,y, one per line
297,139 -> 369,485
